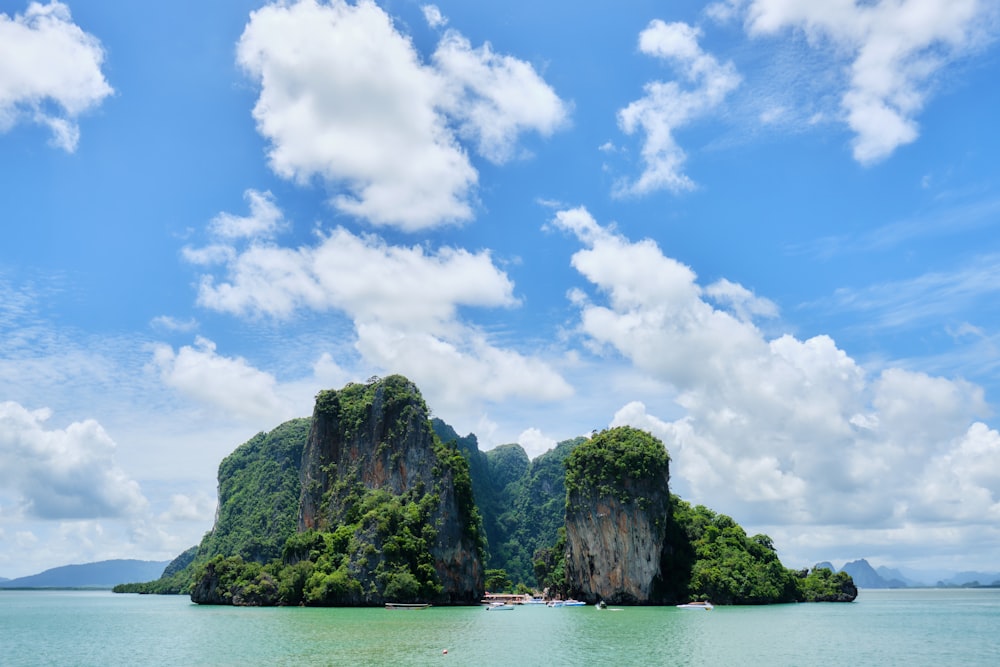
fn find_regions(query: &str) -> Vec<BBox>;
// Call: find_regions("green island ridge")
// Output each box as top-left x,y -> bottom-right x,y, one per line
114,375 -> 856,605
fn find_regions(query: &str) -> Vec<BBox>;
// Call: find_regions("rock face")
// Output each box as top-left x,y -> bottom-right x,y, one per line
564,427 -> 673,604
298,375 -> 483,603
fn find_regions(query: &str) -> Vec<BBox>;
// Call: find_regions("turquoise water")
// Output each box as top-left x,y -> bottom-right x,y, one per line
2,588 -> 999,666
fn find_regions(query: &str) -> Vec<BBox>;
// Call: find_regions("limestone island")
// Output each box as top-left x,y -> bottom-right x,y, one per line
116,375 -> 857,606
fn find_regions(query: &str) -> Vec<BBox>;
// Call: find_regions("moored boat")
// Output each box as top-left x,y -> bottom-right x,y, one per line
486,602 -> 515,610
676,601 -> 713,610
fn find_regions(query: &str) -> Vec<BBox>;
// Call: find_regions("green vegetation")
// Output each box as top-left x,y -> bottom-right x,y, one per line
669,497 -> 857,603
200,418 -> 310,563
176,376 -> 483,605
188,484 -> 449,605
492,438 -> 583,588
670,498 -> 799,604
431,418 -> 577,589
795,566 -> 860,602
565,426 -> 670,507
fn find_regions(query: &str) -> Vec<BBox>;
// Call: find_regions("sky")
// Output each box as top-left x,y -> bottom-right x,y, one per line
2,0 -> 1000,581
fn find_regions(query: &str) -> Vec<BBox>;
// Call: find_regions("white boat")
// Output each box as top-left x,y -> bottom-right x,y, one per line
563,599 -> 586,606
486,602 -> 514,610
676,601 -> 713,610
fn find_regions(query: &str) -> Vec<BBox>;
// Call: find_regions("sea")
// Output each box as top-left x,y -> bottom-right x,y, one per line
2,588 -> 998,666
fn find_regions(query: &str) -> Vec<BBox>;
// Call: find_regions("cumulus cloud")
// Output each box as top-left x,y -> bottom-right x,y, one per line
433,30 -> 569,163
0,1 -> 113,151
237,0 -> 568,230
743,0 -> 994,163
183,194 -> 571,420
150,336 -> 293,421
0,402 -> 147,519
616,20 -> 740,195
555,206 -> 998,539
188,225 -> 518,328
517,427 -> 558,459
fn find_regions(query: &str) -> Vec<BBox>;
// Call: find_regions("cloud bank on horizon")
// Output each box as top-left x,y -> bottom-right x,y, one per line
2,0 -> 1000,578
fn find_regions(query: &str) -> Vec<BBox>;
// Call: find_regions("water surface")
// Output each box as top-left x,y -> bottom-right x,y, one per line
3,588 -> 998,666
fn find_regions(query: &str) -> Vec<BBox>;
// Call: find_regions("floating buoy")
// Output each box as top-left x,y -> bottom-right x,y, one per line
442,649 -> 448,655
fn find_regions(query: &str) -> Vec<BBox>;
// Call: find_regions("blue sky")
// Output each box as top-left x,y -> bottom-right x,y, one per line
2,0 -> 1000,580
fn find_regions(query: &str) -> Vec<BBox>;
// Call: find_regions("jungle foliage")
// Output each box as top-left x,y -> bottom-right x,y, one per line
188,485 -> 448,606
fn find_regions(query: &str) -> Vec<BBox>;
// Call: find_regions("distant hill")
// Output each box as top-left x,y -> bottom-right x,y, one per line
939,571 -> 1000,587
812,561 -> 1000,588
838,559 -> 898,588
0,559 -> 170,589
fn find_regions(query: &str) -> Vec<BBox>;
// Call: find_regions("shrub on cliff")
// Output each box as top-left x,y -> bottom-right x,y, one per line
564,426 -> 670,508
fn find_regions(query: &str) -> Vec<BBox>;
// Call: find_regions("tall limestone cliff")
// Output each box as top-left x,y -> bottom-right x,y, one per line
296,375 -> 484,604
563,426 -> 675,604
184,376 -> 484,606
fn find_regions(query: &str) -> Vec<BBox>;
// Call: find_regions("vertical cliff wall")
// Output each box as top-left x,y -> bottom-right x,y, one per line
298,375 -> 484,603
564,426 -> 673,604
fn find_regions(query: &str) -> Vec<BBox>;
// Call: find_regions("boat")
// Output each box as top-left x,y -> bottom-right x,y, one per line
521,595 -> 547,605
384,603 -> 431,610
596,601 -> 624,612
676,601 -> 713,610
563,599 -> 586,606
486,602 -> 514,611
546,600 -> 563,607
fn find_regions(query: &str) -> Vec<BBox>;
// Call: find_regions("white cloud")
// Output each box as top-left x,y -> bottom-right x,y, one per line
150,336 -> 293,422
517,427 -> 558,459
433,30 -> 569,163
0,1 -> 113,151
616,20 -> 740,195
184,194 -> 571,422
744,0 -> 994,163
705,278 -> 779,322
150,315 -> 198,333
421,4 -> 447,29
189,224 -> 518,328
159,492 -> 216,523
237,0 -> 475,230
208,189 -> 285,240
556,206 -> 995,538
237,0 -> 568,230
354,322 -> 572,417
0,402 -> 148,520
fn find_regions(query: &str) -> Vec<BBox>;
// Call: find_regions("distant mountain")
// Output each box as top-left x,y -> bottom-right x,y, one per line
806,561 -> 1000,588
840,559 -> 907,588
939,571 -> 1000,587
0,576 -> 9,582
0,559 -> 170,589
875,565 -> 915,587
